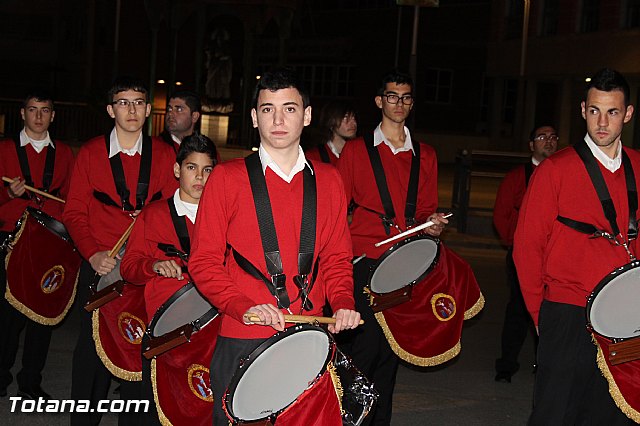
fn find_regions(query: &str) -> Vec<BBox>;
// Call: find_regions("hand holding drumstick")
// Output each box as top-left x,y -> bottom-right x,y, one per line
2,176 -> 66,204
243,305 -> 363,333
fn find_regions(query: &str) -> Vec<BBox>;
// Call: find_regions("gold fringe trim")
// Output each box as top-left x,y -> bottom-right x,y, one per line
327,361 -> 344,415
375,311 -> 461,366
151,358 -> 173,426
3,213 -> 79,326
464,292 -> 485,320
593,337 -> 640,423
92,309 -> 142,381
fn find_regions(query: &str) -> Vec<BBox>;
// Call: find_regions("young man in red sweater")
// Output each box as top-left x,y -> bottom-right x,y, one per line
514,68 -> 638,424
121,134 -> 218,426
189,68 -> 360,425
493,124 -> 557,383
337,70 -> 482,425
63,77 -> 176,425
0,91 -> 75,399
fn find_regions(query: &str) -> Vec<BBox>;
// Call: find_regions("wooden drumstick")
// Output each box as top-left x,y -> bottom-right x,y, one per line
108,219 -> 136,258
244,314 -> 364,325
2,176 -> 66,204
374,212 -> 453,247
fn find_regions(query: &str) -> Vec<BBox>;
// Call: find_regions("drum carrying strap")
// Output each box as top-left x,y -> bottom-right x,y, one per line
12,134 -> 57,194
524,161 -> 534,187
363,132 -> 421,234
318,144 -> 331,164
557,140 -> 638,245
238,152 -> 318,312
157,198 -> 192,269
93,134 -> 161,211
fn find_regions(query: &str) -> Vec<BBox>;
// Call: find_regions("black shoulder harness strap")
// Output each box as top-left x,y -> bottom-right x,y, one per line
524,161 -> 533,188
557,140 -> 637,241
12,133 -> 56,192
234,152 -> 318,312
363,131 -> 421,234
94,134 -> 156,211
318,144 -> 331,164
167,197 -> 191,255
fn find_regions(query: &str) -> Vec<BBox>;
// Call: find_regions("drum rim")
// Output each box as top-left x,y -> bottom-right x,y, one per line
223,323 -> 334,422
147,282 -> 218,337
368,233 -> 440,294
25,207 -> 72,242
585,260 -> 640,341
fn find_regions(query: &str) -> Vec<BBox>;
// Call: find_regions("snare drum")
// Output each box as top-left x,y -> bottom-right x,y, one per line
144,282 -> 219,359
368,234 -> 440,312
586,261 -> 640,365
224,324 -> 377,425
4,207 -> 81,325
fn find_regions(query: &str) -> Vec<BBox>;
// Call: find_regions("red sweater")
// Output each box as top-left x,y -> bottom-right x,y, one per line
189,158 -> 355,339
305,144 -> 339,166
120,198 -> 194,320
62,135 -> 177,261
493,163 -> 534,247
0,139 -> 75,232
336,136 -> 438,259
513,146 -> 640,325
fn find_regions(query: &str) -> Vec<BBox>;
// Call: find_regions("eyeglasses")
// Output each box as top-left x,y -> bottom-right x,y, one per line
533,135 -> 559,142
382,93 -> 414,105
112,99 -> 147,109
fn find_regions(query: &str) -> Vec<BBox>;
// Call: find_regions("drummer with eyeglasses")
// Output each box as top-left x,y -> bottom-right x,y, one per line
336,69 -> 484,425
513,68 -> 639,425
0,91 -> 75,400
189,68 -> 360,426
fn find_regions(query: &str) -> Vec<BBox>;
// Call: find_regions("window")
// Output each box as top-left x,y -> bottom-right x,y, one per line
290,64 -> 355,98
624,0 -> 640,28
424,68 -> 453,104
503,79 -> 518,124
504,0 -> 524,40
580,0 -> 600,33
540,1 -> 559,36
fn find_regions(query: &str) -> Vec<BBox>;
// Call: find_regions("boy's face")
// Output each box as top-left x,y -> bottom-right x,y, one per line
173,152 -> 214,204
251,87 -> 311,152
21,98 -> 55,137
106,89 -> 151,134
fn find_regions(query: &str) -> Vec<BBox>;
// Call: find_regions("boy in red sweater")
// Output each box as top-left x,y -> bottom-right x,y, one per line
0,91 -> 74,399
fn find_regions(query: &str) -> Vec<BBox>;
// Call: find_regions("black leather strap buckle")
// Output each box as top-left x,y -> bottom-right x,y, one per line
271,273 -> 290,309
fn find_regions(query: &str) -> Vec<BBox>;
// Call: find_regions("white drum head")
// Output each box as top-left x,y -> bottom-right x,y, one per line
229,327 -> 331,421
96,257 -> 123,291
152,285 -> 215,337
589,266 -> 640,339
370,237 -> 438,294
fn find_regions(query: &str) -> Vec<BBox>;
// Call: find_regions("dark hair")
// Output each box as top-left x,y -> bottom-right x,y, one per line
22,90 -> 54,109
107,76 -> 149,103
378,69 -> 414,96
529,124 -> 556,141
169,90 -> 202,113
585,68 -> 630,106
251,67 -> 310,109
176,134 -> 218,166
317,101 -> 356,140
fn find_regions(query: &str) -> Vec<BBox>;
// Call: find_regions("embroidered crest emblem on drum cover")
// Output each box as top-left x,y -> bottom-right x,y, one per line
117,312 -> 146,344
40,265 -> 65,294
188,364 -> 214,402
431,293 -> 456,321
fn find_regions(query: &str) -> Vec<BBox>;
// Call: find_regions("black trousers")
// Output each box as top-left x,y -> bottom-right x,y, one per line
496,248 -> 537,375
0,239 -> 53,392
140,334 -> 161,426
529,300 -> 632,426
70,261 -> 142,426
339,258 -> 399,426
210,336 -> 265,426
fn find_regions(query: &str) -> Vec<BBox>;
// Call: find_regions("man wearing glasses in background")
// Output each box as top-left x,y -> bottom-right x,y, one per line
337,70 -> 481,424
493,125 -> 558,383
63,76 -> 176,425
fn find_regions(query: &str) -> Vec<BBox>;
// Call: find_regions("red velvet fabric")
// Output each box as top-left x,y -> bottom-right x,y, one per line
594,334 -> 640,421
96,283 -> 147,377
153,316 -> 221,425
6,211 -> 80,321
378,243 -> 482,363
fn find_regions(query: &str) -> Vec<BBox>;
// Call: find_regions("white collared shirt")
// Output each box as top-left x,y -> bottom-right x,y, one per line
584,133 -> 622,172
173,189 -> 198,224
373,123 -> 414,155
258,144 -> 312,184
108,128 -> 143,158
171,133 -> 181,145
327,140 -> 341,159
532,157 -> 540,166
20,128 -> 54,154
